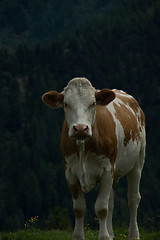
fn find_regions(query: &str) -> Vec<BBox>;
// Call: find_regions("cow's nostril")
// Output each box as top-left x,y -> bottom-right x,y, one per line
84,126 -> 88,133
73,125 -> 78,132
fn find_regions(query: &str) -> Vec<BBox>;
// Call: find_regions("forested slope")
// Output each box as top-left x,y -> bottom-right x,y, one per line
0,0 -> 112,48
0,0 -> 160,231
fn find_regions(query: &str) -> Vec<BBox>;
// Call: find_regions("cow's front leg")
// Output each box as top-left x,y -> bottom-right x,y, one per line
69,184 -> 86,240
95,170 -> 113,240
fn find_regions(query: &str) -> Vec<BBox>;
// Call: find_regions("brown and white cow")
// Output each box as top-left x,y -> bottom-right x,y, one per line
42,77 -> 146,240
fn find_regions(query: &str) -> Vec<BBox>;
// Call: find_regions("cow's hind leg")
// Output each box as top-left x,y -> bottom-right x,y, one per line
127,147 -> 145,240
106,189 -> 115,239
70,184 -> 86,240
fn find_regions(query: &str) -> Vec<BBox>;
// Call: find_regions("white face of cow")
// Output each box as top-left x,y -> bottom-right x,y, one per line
42,77 -> 115,140
63,78 -> 96,138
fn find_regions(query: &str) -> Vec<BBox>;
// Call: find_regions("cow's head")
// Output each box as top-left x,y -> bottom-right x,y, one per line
42,77 -> 115,140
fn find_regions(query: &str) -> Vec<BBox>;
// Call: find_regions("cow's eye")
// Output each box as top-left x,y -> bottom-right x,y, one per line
90,102 -> 96,107
64,103 -> 69,108
64,103 -> 68,107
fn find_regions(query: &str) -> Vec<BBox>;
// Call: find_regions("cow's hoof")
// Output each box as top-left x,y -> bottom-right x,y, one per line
99,236 -> 112,240
72,234 -> 84,240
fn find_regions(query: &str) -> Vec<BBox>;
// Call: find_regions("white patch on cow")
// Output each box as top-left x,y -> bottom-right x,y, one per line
136,108 -> 143,129
112,89 -> 126,95
65,149 -> 112,193
76,140 -> 89,192
113,89 -> 133,99
115,137 -> 141,178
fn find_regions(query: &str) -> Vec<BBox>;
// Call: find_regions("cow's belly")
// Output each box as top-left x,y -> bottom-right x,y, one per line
114,138 -> 141,178
65,152 -> 112,193
65,138 -> 142,192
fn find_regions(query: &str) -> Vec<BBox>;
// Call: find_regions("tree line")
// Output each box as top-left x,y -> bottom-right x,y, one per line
0,0 -> 160,231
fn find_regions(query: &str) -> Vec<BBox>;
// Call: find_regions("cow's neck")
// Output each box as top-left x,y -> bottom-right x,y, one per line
76,140 -> 89,192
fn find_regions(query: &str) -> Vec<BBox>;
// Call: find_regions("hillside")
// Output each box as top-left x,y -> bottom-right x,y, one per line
0,0 -> 160,231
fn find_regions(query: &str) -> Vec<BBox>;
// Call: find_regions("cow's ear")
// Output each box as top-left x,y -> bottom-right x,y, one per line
42,91 -> 64,108
95,89 -> 115,105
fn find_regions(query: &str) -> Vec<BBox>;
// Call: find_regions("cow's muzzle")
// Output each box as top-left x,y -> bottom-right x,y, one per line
72,124 -> 90,139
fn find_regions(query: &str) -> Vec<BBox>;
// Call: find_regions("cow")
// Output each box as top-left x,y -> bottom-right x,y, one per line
42,77 -> 146,240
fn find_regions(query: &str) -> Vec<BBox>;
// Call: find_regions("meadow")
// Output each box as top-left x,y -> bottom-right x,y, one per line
0,228 -> 160,240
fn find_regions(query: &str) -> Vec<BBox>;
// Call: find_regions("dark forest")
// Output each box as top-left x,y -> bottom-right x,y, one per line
0,0 -> 160,231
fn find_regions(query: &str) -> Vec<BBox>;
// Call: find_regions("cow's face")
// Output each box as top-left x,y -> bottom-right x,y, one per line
63,78 -> 96,138
42,77 -> 115,140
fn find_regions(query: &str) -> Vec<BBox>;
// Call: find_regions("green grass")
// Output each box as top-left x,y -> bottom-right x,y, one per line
0,228 -> 160,240
0,230 -> 72,240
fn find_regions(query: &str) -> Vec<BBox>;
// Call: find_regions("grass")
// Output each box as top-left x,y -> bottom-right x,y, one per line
0,229 -> 72,240
0,228 -> 160,240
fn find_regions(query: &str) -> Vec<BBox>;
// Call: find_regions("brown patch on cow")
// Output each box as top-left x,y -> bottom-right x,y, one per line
61,106 -> 117,175
97,208 -> 107,220
42,91 -> 64,108
69,184 -> 79,200
114,91 -> 145,146
114,91 -> 139,112
96,89 -> 115,105
61,121 -> 78,159
115,91 -> 145,128
140,109 -> 145,128
85,105 -> 117,174
114,102 -> 139,146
